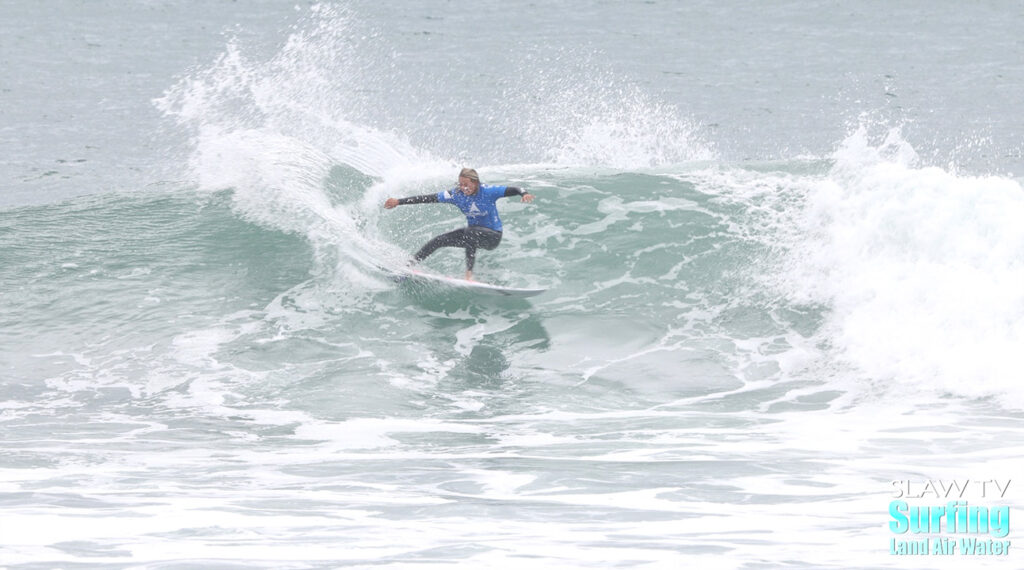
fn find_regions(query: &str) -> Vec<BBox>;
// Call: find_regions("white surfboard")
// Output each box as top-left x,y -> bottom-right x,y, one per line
389,268 -> 547,298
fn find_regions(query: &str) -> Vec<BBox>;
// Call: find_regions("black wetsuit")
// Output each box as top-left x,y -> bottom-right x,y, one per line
396,186 -> 526,271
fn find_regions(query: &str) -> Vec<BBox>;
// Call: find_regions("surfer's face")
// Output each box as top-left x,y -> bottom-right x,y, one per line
458,176 -> 479,195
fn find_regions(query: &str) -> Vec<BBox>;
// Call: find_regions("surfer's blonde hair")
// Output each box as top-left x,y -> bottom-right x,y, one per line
459,168 -> 480,183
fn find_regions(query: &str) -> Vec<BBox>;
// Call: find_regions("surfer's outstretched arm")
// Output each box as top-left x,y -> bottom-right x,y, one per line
383,194 -> 439,209
502,187 -> 534,203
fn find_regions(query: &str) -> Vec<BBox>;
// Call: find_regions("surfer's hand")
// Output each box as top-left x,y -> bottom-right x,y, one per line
384,198 -> 399,209
521,193 -> 534,203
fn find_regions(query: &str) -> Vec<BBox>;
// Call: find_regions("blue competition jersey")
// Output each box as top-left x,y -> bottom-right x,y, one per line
436,185 -> 509,231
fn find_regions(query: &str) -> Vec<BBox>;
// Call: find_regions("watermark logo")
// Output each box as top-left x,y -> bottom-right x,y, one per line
889,479 -> 1012,556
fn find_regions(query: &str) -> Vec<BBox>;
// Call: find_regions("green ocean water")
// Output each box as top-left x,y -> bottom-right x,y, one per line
3,163 -> 815,407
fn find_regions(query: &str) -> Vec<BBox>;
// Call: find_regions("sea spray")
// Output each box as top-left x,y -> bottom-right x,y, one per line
153,6 -> 453,280
500,49 -> 717,168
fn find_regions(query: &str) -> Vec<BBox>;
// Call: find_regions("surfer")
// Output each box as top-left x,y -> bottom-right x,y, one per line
383,168 -> 534,281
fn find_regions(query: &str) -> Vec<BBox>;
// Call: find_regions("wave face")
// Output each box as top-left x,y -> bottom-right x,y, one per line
3,3 -> 1024,568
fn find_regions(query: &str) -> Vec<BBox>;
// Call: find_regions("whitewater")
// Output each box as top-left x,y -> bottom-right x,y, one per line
2,2 -> 1023,568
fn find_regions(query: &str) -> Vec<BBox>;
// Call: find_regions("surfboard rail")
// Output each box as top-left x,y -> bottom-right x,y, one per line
387,267 -> 547,298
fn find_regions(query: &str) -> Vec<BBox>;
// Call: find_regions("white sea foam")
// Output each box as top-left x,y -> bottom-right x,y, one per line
785,126 -> 1024,405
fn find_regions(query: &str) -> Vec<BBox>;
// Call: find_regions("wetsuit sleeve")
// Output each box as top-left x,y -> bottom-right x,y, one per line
396,194 -> 439,205
503,186 -> 527,197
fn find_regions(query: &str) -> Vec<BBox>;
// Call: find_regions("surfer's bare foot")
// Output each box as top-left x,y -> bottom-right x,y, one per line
465,271 -> 474,281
